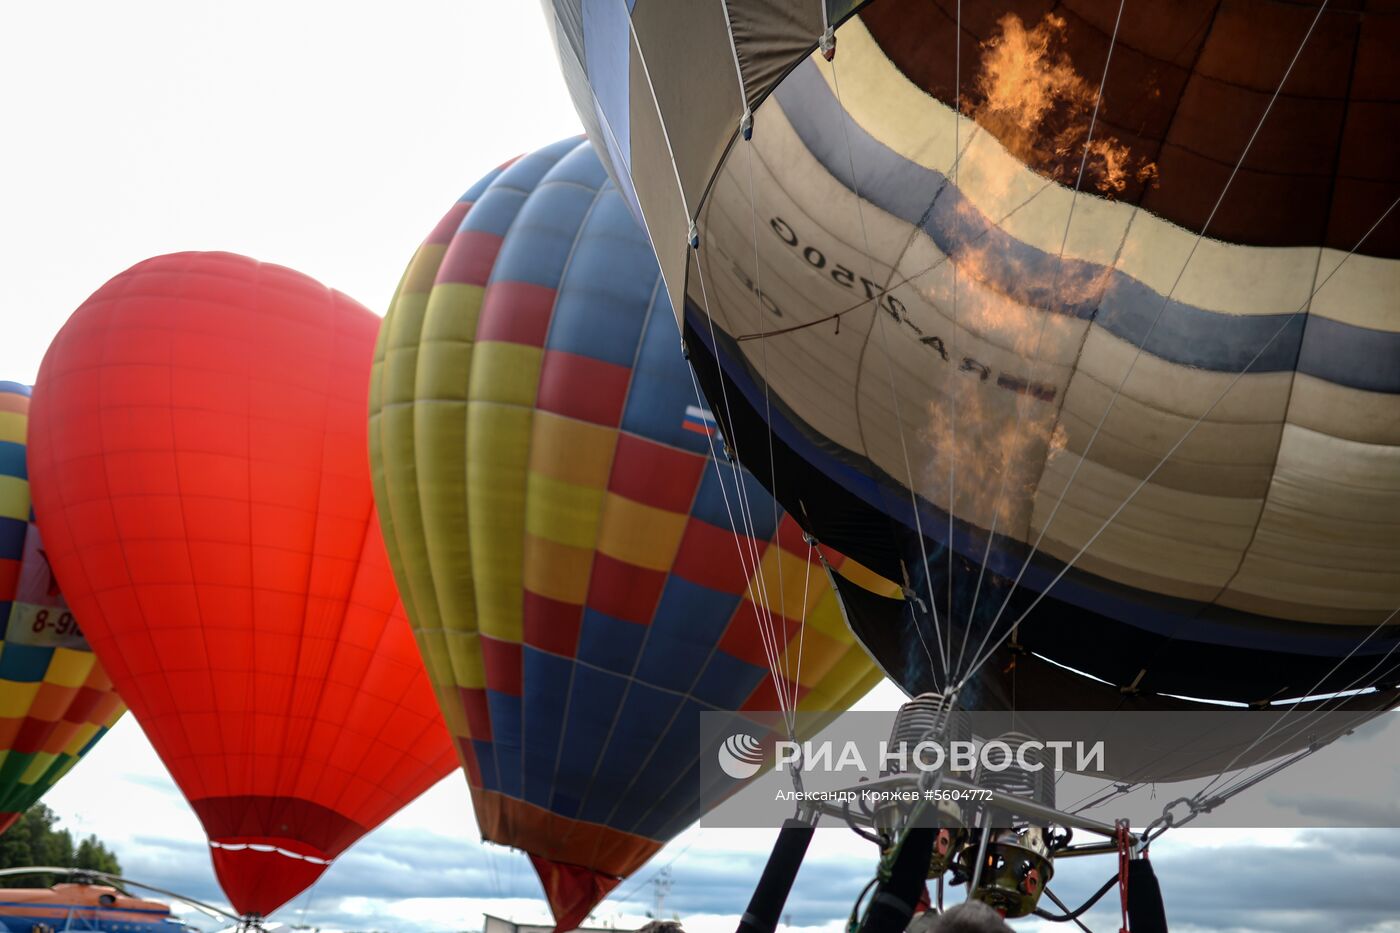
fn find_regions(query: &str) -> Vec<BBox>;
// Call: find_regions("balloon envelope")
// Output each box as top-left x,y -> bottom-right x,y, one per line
545,1 -> 1400,727
28,253 -> 457,917
369,139 -> 893,929
0,382 -> 124,833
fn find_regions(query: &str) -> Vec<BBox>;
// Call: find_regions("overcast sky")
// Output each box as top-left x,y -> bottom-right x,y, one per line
3,3 -> 1398,933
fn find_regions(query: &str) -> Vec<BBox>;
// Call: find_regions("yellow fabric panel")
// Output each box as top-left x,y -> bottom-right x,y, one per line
401,243 -> 448,295
415,393 -> 475,633
416,285 -> 485,401
63,723 -> 97,754
466,401 -> 533,644
19,751 -> 56,784
469,342 -> 542,409
443,629 -> 486,691
798,653 -> 883,713
528,412 -> 616,488
595,493 -> 688,572
805,587 -> 855,641
0,681 -> 40,718
371,287 -> 440,635
0,476 -> 28,522
417,281 -> 492,694
43,648 -> 94,688
777,626 -> 846,688
837,557 -> 901,597
522,533 -> 595,607
526,473 -> 607,551
0,411 -> 24,445
749,546 -> 822,622
434,683 -> 471,740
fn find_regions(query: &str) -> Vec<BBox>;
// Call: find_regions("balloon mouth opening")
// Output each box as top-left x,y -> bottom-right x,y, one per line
209,839 -> 332,866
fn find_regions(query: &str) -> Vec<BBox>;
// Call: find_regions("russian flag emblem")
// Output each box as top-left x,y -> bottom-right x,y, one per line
682,404 -> 720,438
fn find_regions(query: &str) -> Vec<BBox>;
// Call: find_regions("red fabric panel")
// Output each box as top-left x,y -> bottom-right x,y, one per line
586,554 -> 666,625
536,350 -> 630,427
607,434 -> 704,512
426,201 -> 473,246
718,603 -> 799,668
437,231 -> 504,286
26,252 -> 457,918
478,281 -> 557,347
524,590 -> 584,656
673,519 -> 763,595
480,636 -> 524,697
529,854 -> 622,933
459,685 -> 494,743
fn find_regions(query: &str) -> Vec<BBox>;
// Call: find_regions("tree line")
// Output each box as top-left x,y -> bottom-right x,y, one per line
0,804 -> 121,887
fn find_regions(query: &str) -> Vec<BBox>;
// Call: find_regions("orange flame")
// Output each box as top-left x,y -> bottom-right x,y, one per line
970,13 -> 1157,196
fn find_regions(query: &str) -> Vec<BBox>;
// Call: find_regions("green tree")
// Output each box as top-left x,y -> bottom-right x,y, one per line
0,804 -> 121,886
74,836 -> 121,875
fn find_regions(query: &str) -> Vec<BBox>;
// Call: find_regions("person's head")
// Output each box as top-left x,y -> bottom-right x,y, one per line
927,901 -> 1014,933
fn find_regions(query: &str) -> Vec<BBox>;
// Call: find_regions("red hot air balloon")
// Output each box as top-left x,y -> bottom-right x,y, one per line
27,252 -> 457,918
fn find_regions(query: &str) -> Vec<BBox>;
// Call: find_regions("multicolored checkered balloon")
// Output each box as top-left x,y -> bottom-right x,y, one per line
369,139 -> 897,931
0,382 -> 123,832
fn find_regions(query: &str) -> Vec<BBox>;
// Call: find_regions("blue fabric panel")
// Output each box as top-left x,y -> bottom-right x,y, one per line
574,682 -> 682,825
540,140 -> 611,189
577,608 -> 646,675
484,689 -> 523,797
460,164 -> 505,204
0,642 -> 51,683
491,182 -> 602,289
0,517 -> 26,562
549,664 -> 630,818
612,697 -> 704,835
636,577 -> 739,692
462,137 -> 581,237
471,738 -> 499,791
619,290 -> 701,451
0,383 -> 29,398
460,188 -> 528,240
521,646 -> 574,808
690,649 -> 768,709
547,196 -> 660,367
0,442 -> 26,481
689,466 -> 778,539
640,763 -> 703,840
583,0 -> 632,171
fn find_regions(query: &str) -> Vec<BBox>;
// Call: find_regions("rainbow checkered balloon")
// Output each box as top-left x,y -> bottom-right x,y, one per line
369,139 -> 896,931
0,382 -> 124,831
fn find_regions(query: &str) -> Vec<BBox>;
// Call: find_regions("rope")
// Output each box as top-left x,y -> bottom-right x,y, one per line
828,44 -> 949,687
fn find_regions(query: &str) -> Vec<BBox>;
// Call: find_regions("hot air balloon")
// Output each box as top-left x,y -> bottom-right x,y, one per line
543,4 -> 1399,926
368,138 -> 896,930
541,0 -> 1400,733
27,253 -> 458,919
0,382 -> 123,833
